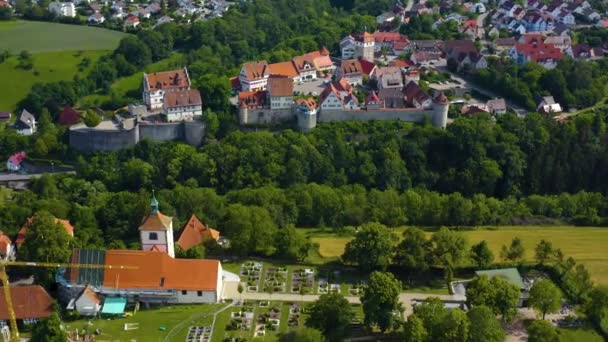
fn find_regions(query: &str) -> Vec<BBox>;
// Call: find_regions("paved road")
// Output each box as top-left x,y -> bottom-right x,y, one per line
223,281 -> 461,318
438,67 -> 528,116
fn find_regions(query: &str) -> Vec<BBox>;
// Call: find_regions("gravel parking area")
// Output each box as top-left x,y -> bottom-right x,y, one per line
294,78 -> 330,96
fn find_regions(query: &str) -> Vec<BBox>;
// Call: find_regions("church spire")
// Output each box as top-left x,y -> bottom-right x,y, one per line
150,190 -> 159,214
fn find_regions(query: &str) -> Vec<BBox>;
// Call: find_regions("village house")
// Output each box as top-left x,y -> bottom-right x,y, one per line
567,44 -> 601,60
486,98 -> 507,114
14,109 -> 36,136
139,193 -> 175,257
373,31 -> 411,54
335,59 -> 365,86
537,96 -> 563,114
162,89 -> 203,122
543,35 -> 572,51
372,66 -> 404,90
404,81 -> 432,108
143,68 -> 192,110
239,61 -> 270,91
266,76 -> 294,110
49,1 -> 76,17
339,32 -> 375,61
457,52 -> 488,71
88,12 -> 106,24
365,91 -> 384,109
319,83 -> 360,112
176,215 -> 220,252
295,98 -> 318,119
495,37 -> 517,52
0,286 -> 54,326
124,14 -> 140,29
510,41 -> 562,68
6,151 -> 25,172
67,286 -> 102,316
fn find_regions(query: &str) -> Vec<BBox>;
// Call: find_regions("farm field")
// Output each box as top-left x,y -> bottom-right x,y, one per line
64,304 -> 222,341
0,20 -> 126,53
1,50 -> 106,112
310,226 -> 608,285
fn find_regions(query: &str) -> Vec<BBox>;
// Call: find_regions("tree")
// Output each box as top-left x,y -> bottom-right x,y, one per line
342,222 -> 394,272
274,225 -> 311,261
17,50 -> 33,70
534,240 -> 554,265
438,308 -> 469,342
586,286 -> 608,334
114,36 -> 151,68
528,280 -> 562,319
222,204 -> 277,256
527,319 -> 559,342
306,293 -> 354,342
175,245 -> 205,259
467,305 -> 505,342
430,228 -> 468,286
279,327 -> 325,342
201,108 -> 220,139
470,240 -> 494,268
361,271 -> 401,332
402,314 -> 427,342
394,227 -> 431,271
466,275 -> 520,321
413,297 -> 448,340
500,237 -> 525,263
83,109 -> 101,127
30,311 -> 67,342
197,74 -> 232,113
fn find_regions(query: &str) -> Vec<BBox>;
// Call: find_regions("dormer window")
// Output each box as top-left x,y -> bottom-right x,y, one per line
149,232 -> 158,240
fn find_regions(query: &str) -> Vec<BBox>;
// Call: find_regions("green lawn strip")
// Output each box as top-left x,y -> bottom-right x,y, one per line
64,304 -> 220,340
557,326 -> 604,342
0,20 -> 126,53
1,50 -> 107,112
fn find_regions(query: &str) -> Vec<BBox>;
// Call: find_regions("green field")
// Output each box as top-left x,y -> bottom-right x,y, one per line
0,20 -> 126,53
64,304 -> 222,341
310,226 -> 608,285
1,50 -> 106,112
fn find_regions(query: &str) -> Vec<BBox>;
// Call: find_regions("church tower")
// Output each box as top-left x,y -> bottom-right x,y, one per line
139,192 -> 175,258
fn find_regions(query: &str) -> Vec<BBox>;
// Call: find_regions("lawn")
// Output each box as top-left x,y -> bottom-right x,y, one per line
1,50 -> 106,112
0,20 -> 126,53
558,327 -> 604,342
64,304 -> 222,341
310,226 -> 608,285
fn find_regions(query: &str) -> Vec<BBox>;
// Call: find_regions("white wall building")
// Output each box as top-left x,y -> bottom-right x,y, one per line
139,193 -> 175,258
49,1 -> 76,17
143,68 -> 191,110
162,89 -> 203,122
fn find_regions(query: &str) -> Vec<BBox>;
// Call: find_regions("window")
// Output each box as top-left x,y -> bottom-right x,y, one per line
149,232 -> 158,240
197,291 -> 203,297
182,290 -> 187,295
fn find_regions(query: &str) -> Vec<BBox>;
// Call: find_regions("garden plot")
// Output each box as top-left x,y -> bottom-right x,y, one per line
225,304 -> 255,333
291,268 -> 315,294
240,261 -> 263,292
287,303 -> 300,328
186,326 -> 211,342
263,267 -> 288,293
254,305 -> 281,337
318,278 -> 341,294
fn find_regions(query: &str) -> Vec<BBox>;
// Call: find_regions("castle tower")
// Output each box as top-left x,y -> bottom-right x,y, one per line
355,32 -> 375,62
139,191 -> 175,258
432,92 -> 449,129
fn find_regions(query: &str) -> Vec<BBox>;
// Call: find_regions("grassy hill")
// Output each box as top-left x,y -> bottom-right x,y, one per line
0,21 -> 127,112
0,20 -> 126,53
310,226 -> 608,285
1,50 -> 106,113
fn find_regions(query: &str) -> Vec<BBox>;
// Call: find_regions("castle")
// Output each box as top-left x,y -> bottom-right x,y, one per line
238,76 -> 449,130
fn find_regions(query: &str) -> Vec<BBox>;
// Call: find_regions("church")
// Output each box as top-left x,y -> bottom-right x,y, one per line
60,194 -> 231,306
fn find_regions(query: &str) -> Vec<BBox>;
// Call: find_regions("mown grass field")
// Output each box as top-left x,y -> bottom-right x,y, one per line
0,50 -> 106,112
0,20 -> 126,53
64,304 -> 222,341
310,226 -> 608,285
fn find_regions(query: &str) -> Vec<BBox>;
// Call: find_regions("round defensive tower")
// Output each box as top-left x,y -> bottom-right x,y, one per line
432,92 -> 449,129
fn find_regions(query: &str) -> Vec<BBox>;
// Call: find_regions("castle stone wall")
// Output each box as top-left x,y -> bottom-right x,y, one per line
139,122 -> 184,142
184,121 -> 205,146
318,108 -> 430,124
69,126 -> 138,152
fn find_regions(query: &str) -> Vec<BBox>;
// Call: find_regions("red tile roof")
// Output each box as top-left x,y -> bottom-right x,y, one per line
238,91 -> 267,108
139,211 -> 173,231
354,32 -> 374,43
163,89 -> 202,109
58,106 -> 82,126
515,42 -> 562,62
242,61 -> 270,81
103,250 -> 220,291
340,59 -> 363,75
0,286 -> 54,320
267,75 -> 294,97
373,31 -> 406,43
296,98 -> 317,110
176,214 -> 220,251
144,68 -> 190,91
0,231 -> 11,255
268,61 -> 299,78
358,58 -> 377,75
16,217 -> 74,247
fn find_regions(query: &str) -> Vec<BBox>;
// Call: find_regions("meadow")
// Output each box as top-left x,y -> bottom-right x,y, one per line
1,50 -> 106,113
309,226 -> 608,285
0,20 -> 126,53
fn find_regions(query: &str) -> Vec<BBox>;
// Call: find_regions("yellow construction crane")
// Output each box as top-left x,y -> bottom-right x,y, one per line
1,260 -> 135,342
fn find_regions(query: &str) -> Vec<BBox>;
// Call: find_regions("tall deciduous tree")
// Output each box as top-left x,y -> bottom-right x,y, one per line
394,227 -> 431,271
586,286 -> 608,334
222,204 -> 277,256
528,280 -> 562,319
402,314 -> 427,342
470,240 -> 494,268
467,305 -> 505,342
274,225 -> 311,261
430,228 -> 468,286
279,327 -> 325,342
306,293 -> 354,342
466,275 -> 520,321
534,240 -> 554,265
361,271 -> 401,332
439,308 -> 469,342
30,311 -> 67,342
500,237 -> 525,263
342,223 -> 394,272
